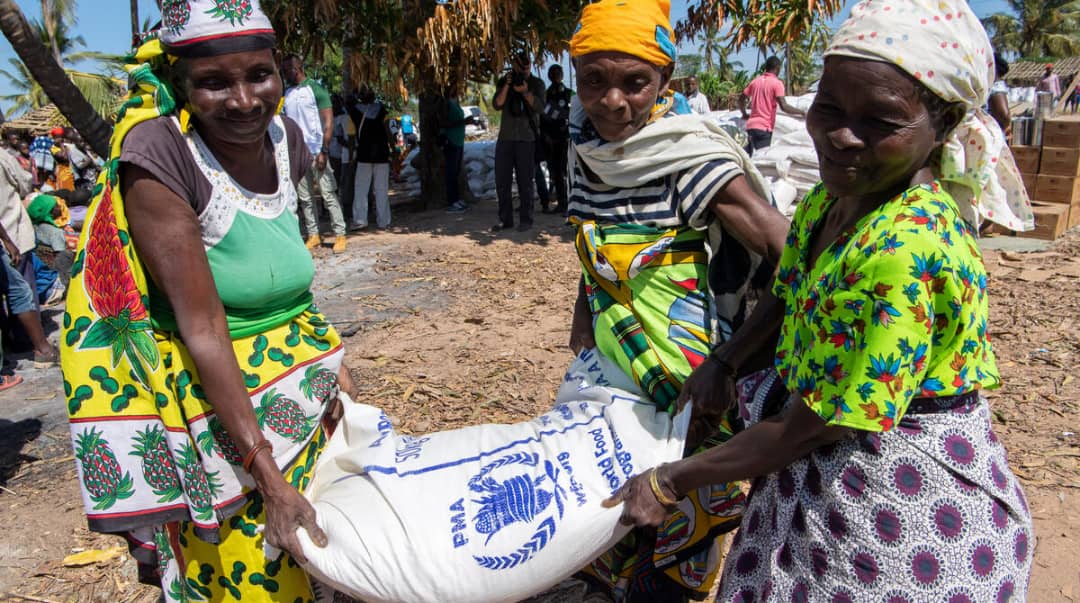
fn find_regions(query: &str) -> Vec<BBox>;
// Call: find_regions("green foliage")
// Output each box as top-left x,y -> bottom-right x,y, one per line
676,53 -> 705,79
981,0 -> 1080,58
0,15 -> 124,119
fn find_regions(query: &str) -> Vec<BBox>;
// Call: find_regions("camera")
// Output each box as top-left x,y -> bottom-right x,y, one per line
511,71 -> 526,87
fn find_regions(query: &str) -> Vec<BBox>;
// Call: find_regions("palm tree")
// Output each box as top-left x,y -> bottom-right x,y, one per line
130,0 -> 138,44
0,56 -> 123,119
0,16 -> 123,119
0,0 -> 111,155
40,0 -> 77,65
981,0 -> 1080,58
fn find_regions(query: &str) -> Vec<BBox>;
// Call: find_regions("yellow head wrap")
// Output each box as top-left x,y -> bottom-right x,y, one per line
569,0 -> 677,67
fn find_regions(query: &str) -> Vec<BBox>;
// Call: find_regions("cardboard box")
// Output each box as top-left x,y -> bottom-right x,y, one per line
1019,202 -> 1069,241
1040,147 -> 1080,177
1070,200 -> 1080,229
1020,172 -> 1037,197
1041,119 -> 1080,149
1011,145 -> 1040,173
1035,174 -> 1080,204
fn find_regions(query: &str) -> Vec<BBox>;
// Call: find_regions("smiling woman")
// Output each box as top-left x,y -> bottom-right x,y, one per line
605,0 -> 1036,600
563,0 -> 792,599
60,2 -> 355,601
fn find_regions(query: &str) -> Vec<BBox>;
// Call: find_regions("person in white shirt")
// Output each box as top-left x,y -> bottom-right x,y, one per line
685,76 -> 711,115
282,54 -> 348,253
0,151 -> 59,383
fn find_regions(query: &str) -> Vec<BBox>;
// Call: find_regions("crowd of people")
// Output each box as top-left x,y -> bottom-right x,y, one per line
0,125 -> 98,390
33,0 -> 1041,601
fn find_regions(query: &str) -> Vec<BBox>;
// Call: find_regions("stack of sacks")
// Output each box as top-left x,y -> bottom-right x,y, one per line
398,142 -> 501,200
703,110 -> 748,148
746,92 -> 819,215
1007,86 -> 1035,105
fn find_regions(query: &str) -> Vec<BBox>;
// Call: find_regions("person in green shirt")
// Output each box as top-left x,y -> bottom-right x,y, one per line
441,82 -> 474,213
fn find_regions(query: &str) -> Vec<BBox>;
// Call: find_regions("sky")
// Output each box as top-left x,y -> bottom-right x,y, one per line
0,0 -> 1014,115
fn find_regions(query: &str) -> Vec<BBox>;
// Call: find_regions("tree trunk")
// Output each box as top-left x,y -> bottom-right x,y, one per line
417,91 -> 446,209
130,0 -> 139,44
784,43 -> 793,92
0,0 -> 112,156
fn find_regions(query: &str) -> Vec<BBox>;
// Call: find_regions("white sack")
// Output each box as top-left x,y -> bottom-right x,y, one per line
770,177 -> 800,216
299,349 -> 690,603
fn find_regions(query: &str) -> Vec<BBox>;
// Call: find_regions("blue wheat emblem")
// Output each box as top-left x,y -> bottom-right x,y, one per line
467,453 -> 566,570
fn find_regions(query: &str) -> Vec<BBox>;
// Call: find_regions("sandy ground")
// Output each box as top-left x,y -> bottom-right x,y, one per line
0,196 -> 1077,602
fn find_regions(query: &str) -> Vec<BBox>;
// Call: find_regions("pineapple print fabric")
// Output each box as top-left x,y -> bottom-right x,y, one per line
62,37 -> 343,602
773,181 -> 1000,431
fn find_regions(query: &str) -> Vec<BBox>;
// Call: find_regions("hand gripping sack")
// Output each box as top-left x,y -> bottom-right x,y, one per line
298,348 -> 690,603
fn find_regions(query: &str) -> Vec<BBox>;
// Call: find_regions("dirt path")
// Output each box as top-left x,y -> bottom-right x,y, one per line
0,199 -> 1076,602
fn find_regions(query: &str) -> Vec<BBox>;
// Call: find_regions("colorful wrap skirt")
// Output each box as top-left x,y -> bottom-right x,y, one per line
717,370 -> 1034,602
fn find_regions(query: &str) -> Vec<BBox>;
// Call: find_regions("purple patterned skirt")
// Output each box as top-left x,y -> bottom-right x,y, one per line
718,370 -> 1034,602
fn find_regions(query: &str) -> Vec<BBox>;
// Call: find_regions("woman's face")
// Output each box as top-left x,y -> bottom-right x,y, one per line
575,51 -> 672,142
807,57 -> 944,200
181,48 -> 281,147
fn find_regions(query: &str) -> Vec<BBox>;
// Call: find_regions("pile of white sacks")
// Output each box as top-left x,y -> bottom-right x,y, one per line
702,92 -> 818,217
400,93 -> 820,215
400,142 -> 501,200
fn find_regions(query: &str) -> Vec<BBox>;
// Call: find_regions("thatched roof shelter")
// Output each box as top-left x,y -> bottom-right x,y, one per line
1006,57 -> 1080,88
1,104 -> 70,137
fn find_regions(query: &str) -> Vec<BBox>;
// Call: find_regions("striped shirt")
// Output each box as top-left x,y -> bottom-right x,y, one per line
567,157 -> 742,229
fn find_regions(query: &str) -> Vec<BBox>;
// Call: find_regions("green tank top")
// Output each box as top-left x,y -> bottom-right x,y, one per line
148,116 -> 314,338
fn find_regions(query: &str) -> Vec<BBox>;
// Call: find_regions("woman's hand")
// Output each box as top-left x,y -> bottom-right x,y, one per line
569,277 -> 596,353
569,305 -> 596,353
677,357 -> 738,449
255,463 -> 327,564
602,465 -> 679,528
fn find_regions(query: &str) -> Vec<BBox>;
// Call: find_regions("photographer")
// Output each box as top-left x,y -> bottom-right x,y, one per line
491,50 -> 545,232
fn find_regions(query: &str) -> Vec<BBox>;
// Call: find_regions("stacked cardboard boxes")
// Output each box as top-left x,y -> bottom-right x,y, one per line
1007,119 -> 1080,240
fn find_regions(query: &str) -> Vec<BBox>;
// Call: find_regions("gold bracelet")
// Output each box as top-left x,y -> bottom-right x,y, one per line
649,465 -> 679,507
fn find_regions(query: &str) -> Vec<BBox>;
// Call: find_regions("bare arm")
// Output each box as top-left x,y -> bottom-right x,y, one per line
670,394 -> 849,491
607,392 -> 850,527
738,94 -> 749,119
989,93 -> 1010,134
493,75 -> 511,111
122,164 -> 326,561
569,275 -> 595,353
707,174 -> 789,267
318,107 -> 334,152
777,96 -> 806,118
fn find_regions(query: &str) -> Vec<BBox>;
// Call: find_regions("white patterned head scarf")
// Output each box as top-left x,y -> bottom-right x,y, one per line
825,0 -> 1033,230
159,0 -> 276,58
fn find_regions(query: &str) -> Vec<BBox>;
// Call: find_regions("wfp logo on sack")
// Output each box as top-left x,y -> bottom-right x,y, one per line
452,452 -> 568,570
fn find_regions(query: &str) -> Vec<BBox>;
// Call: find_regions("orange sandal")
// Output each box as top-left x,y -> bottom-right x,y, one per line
0,374 -> 24,392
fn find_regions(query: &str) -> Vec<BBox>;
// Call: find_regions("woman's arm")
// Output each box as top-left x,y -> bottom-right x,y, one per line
707,174 -> 789,267
989,93 -> 1011,135
675,289 -> 784,449
122,164 -> 326,561
569,275 -> 596,353
606,393 -> 850,527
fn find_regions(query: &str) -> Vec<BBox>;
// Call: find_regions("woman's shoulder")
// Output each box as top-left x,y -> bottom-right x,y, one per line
122,116 -> 183,155
859,183 -> 981,271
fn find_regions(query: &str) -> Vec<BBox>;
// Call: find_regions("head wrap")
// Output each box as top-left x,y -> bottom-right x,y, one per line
825,0 -> 1033,231
27,194 -> 61,226
49,127 -> 65,137
569,0 -> 677,67
159,0 -> 275,58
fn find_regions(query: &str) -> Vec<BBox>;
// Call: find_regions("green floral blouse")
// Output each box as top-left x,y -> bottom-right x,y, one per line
773,181 -> 1000,432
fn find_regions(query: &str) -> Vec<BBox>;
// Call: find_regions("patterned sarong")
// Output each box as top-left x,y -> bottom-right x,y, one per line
61,39 -> 343,602
575,221 -> 744,600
